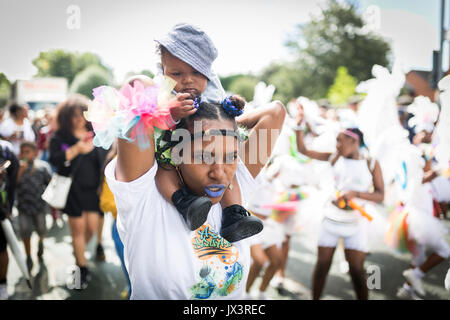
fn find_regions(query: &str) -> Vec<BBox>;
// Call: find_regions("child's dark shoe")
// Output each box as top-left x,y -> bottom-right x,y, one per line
172,187 -> 212,230
221,205 -> 263,242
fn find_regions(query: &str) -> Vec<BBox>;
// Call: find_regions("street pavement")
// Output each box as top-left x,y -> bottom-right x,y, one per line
262,216 -> 450,300
5,213 -> 127,300
4,210 -> 450,300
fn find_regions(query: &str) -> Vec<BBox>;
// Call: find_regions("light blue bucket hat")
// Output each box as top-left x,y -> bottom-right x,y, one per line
155,23 -> 217,81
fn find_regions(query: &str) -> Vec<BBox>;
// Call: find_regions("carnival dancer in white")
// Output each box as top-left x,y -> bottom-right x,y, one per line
394,78 -> 450,299
243,165 -> 283,300
295,103 -> 384,300
355,64 -> 450,299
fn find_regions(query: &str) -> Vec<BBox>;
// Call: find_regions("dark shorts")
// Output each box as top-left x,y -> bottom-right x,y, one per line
63,184 -> 104,218
18,212 -> 47,239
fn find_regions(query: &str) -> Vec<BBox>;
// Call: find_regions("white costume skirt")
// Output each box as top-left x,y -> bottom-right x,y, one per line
318,216 -> 370,253
252,219 -> 285,250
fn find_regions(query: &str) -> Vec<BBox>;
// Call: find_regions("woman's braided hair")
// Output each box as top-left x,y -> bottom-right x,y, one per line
155,95 -> 247,167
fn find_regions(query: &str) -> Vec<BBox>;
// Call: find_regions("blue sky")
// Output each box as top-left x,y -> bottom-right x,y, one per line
0,0 -> 442,83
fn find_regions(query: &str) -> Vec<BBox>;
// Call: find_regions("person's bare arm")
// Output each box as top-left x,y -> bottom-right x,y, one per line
115,75 -> 194,182
293,103 -> 332,161
115,76 -> 157,182
359,160 -> 384,203
423,170 -> 438,183
295,129 -> 332,161
236,101 -> 286,178
115,135 -> 155,182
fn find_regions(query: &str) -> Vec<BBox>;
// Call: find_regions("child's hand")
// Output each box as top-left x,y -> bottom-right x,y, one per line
229,95 -> 246,107
170,93 -> 197,122
19,160 -> 28,169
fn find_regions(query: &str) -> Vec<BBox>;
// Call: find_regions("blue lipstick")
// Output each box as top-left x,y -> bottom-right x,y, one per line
204,184 -> 226,198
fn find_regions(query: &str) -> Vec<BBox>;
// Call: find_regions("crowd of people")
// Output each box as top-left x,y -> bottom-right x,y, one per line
0,23 -> 449,301
243,90 -> 450,300
0,97 -> 123,299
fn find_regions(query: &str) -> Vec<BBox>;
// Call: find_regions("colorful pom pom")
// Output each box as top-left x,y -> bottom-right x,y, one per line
85,75 -> 177,150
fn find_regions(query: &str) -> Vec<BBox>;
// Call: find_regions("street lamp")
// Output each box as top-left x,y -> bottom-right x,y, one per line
433,0 -> 448,88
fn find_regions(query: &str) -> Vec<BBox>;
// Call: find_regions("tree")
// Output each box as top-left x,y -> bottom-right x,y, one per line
327,66 -> 357,106
33,50 -> 76,83
220,74 -> 249,92
0,73 -> 11,109
73,52 -> 112,79
284,0 -> 391,98
227,76 -> 259,102
124,69 -> 155,82
69,65 -> 113,99
32,50 -> 113,85
259,63 -> 304,104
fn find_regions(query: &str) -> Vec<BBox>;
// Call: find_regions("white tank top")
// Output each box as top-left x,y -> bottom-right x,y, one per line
333,156 -> 373,192
325,156 -> 374,223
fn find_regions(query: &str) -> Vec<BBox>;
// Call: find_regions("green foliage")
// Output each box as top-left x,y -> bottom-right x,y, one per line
327,66 -> 357,106
220,74 -> 250,92
0,73 -> 11,109
259,63 -> 304,104
284,0 -> 391,98
32,49 -> 113,85
139,70 -> 155,79
220,0 -> 391,104
69,65 -> 113,99
227,76 -> 259,102
33,50 -> 75,83
124,69 -> 155,82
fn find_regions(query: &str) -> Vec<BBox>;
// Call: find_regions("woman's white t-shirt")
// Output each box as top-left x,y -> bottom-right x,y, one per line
105,157 -> 259,300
